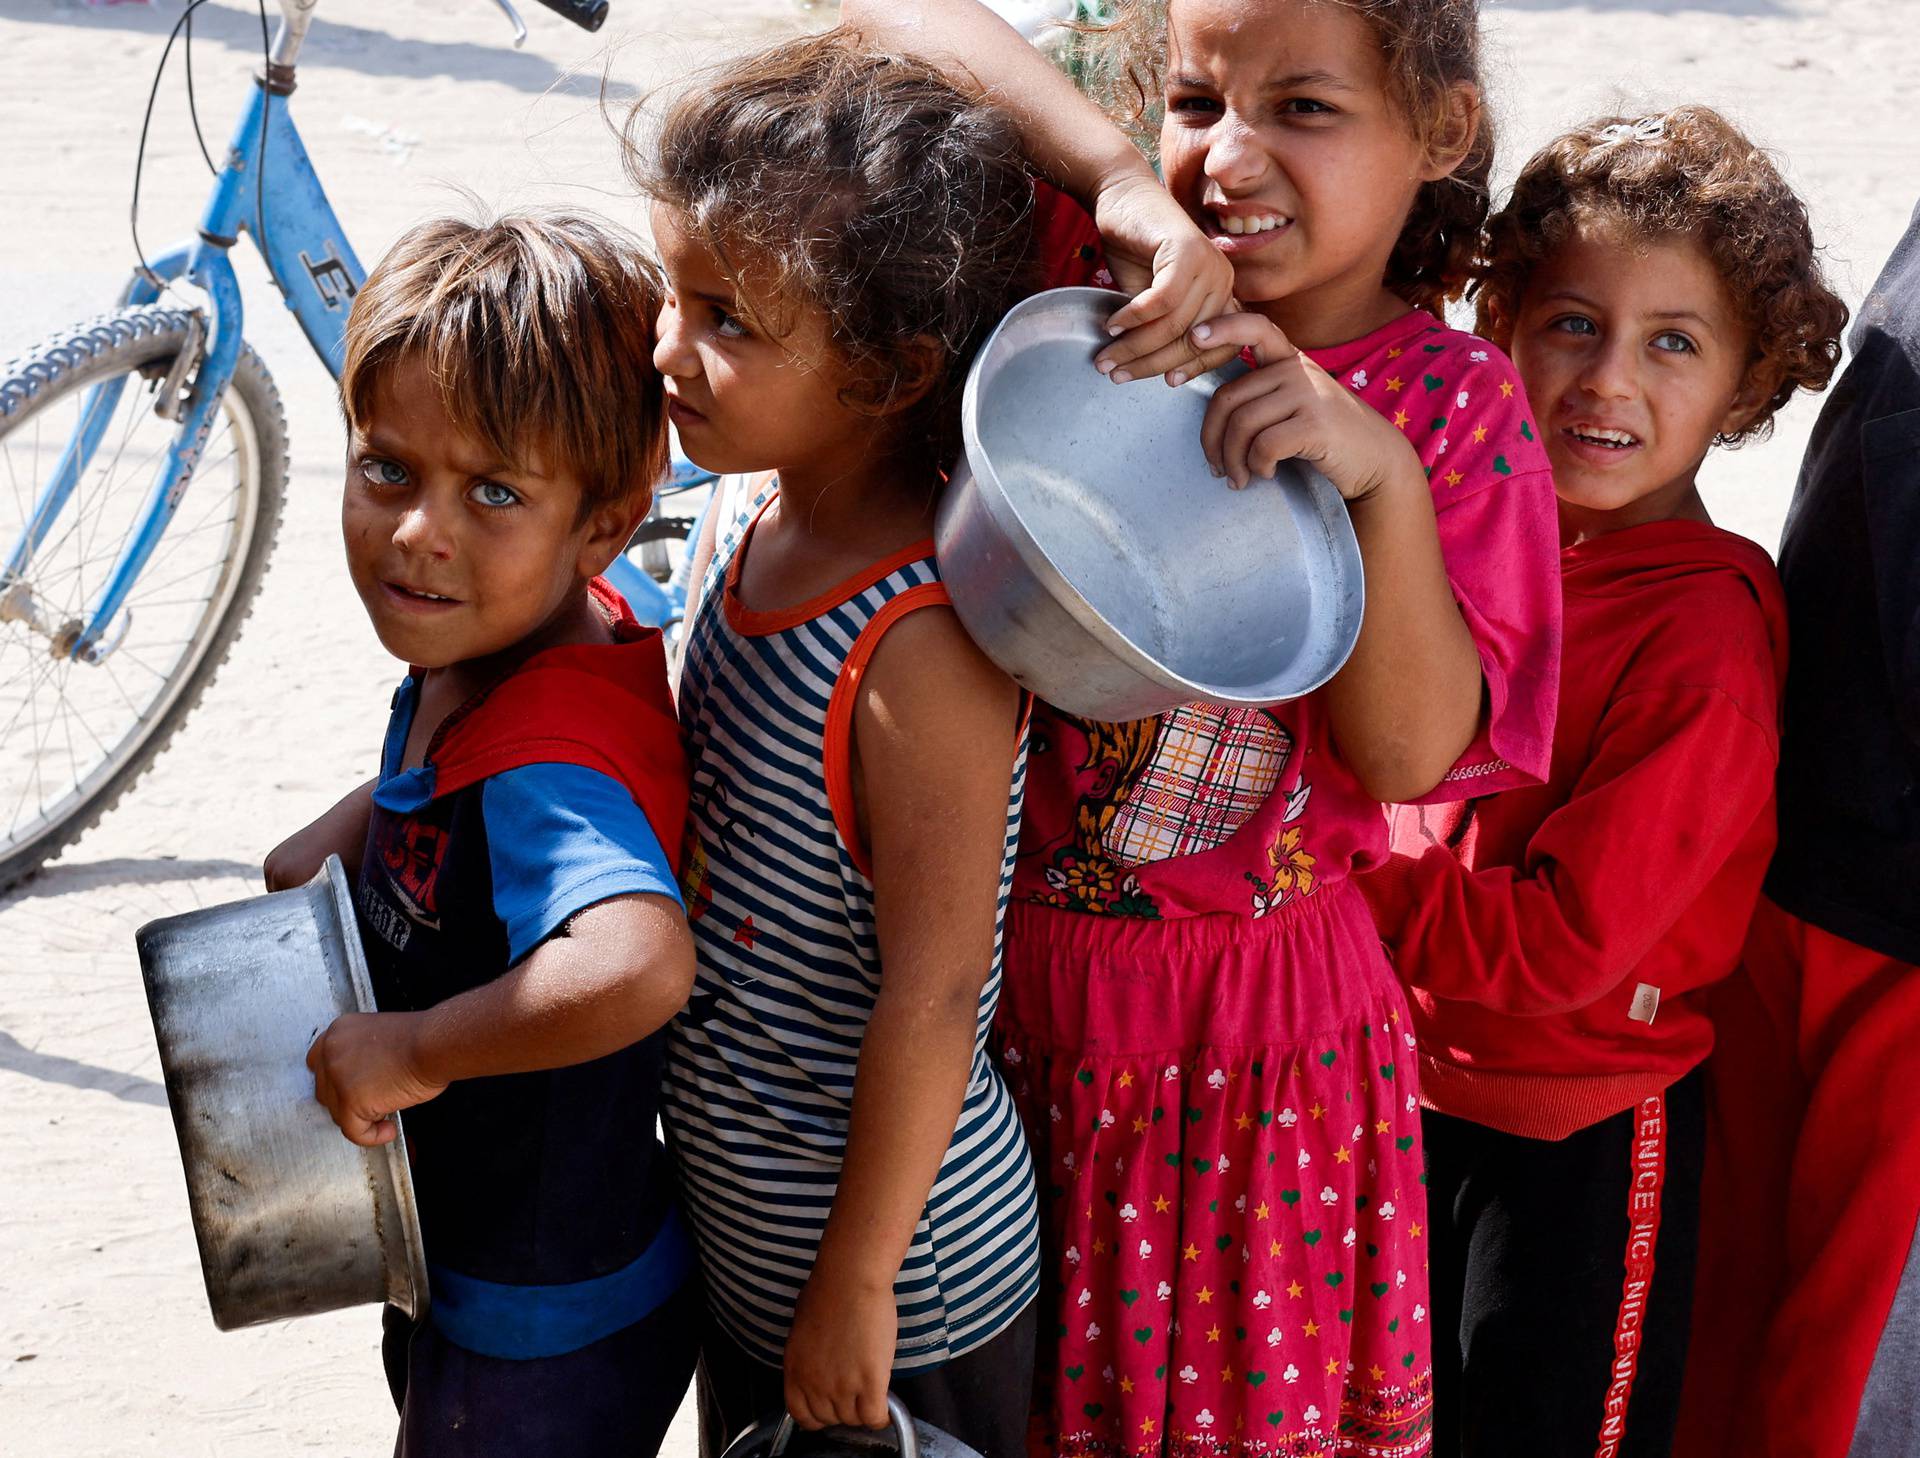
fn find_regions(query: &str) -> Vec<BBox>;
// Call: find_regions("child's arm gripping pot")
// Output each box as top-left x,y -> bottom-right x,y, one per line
308,890 -> 694,1146
263,779 -> 376,892
842,0 -> 1237,383
1196,314 -> 1486,800
782,606 -> 1022,1431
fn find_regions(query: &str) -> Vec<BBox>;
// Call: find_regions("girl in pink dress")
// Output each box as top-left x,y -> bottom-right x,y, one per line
844,3 -> 1563,1453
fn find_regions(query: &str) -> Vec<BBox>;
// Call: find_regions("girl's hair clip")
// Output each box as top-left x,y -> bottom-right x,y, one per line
1594,117 -> 1667,148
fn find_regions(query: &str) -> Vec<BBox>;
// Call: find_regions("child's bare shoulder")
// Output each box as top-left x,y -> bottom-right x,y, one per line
860,600 -> 1011,712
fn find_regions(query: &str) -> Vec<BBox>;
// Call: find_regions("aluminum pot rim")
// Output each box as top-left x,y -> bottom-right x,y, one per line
320,855 -> 431,1321
957,286 -> 1363,709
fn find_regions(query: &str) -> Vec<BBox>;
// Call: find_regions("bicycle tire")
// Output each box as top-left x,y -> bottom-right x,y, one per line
0,305 -> 287,890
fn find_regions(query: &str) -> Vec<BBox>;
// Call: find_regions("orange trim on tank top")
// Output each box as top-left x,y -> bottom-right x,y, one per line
722,493 -> 939,638
822,582 -> 954,881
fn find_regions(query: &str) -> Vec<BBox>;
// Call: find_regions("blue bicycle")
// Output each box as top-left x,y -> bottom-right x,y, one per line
0,0 -> 712,890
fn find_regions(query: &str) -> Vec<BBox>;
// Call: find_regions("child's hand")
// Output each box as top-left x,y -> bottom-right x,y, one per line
782,1265 -> 898,1431
306,1011 -> 447,1148
1194,313 -> 1422,500
1090,172 -> 1240,385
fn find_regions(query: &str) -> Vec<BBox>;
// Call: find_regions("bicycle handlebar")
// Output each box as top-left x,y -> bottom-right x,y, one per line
529,0 -> 609,31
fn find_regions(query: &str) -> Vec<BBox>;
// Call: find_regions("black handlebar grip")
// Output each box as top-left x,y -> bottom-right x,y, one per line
533,0 -> 609,32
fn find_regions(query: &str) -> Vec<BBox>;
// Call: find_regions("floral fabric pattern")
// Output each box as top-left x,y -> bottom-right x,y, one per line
999,889 -> 1433,1458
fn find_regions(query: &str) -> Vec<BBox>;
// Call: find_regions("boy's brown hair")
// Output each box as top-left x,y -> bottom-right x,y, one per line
341,211 -> 669,516
1474,105 -> 1849,444
622,29 -> 1037,473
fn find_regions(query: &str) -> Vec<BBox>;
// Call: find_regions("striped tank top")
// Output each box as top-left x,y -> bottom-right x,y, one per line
665,489 -> 1041,1372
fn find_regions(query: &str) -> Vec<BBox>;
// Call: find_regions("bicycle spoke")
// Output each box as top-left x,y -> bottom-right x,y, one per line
127,509 -> 239,586
7,652 -> 56,833
59,685 -> 112,759
3,415 -> 29,529
117,597 -> 221,615
126,552 -> 231,603
75,405 -> 171,601
0,646 -> 61,746
56,688 -> 81,809
68,423 -> 240,616
99,657 -> 148,720
30,493 -> 237,597
113,645 -> 176,685
77,385 -> 154,568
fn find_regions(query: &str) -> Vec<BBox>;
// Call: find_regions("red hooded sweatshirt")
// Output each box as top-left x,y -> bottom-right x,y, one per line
1359,518 -> 1789,1140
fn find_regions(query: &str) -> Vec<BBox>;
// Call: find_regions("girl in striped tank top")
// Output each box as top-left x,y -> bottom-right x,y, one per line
628,33 -> 1045,1458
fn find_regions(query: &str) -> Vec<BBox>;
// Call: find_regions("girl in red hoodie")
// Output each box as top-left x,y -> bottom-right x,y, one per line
1359,106 -> 1847,1458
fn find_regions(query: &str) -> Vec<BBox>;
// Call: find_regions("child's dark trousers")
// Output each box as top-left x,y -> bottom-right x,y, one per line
381,1281 -> 700,1457
1424,1069 -> 1704,1458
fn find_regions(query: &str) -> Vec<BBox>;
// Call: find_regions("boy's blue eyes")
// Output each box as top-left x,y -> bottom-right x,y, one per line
470,481 -> 521,508
356,457 -> 521,507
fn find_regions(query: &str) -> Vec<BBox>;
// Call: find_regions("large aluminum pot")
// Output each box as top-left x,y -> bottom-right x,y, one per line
937,287 -> 1365,721
135,855 -> 427,1330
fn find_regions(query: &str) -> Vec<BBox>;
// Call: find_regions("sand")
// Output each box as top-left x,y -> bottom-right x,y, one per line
0,0 -> 1914,1451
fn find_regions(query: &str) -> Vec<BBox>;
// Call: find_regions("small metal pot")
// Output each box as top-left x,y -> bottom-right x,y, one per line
135,855 -> 427,1330
721,1395 -> 981,1458
937,287 -> 1365,722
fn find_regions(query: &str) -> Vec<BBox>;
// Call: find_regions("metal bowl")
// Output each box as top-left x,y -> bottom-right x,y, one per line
135,855 -> 427,1330
936,287 -> 1364,721
722,1395 -> 980,1458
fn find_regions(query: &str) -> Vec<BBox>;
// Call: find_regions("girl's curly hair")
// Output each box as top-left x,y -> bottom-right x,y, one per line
621,29 -> 1037,475
1091,0 -> 1492,314
1474,105 -> 1849,445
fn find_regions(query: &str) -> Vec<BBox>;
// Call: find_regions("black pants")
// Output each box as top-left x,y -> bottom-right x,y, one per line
1424,1070 -> 1704,1458
695,1302 -> 1038,1458
380,1280 -> 700,1457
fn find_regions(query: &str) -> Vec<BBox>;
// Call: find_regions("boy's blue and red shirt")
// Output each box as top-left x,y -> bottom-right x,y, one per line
353,581 -> 694,1361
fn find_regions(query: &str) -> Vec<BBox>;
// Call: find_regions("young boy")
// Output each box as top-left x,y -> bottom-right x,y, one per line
1356,108 -> 1847,1457
263,212 -> 697,1456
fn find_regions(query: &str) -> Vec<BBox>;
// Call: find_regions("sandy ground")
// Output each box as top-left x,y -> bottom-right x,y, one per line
0,0 -> 1915,1452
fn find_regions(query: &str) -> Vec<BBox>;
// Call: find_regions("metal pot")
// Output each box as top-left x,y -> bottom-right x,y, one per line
135,855 -> 427,1330
937,287 -> 1365,722
721,1395 -> 981,1458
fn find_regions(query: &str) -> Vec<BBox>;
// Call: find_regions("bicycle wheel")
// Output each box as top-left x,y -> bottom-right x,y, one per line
0,305 -> 287,889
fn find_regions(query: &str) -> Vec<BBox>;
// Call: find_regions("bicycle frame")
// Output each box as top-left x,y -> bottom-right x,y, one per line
6,0 -> 683,659
4,69 -> 358,660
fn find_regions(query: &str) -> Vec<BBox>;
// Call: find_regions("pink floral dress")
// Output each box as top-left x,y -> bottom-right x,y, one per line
998,310 -> 1561,1458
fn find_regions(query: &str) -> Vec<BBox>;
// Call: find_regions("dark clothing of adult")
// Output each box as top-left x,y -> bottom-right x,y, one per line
1767,201 -> 1920,963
